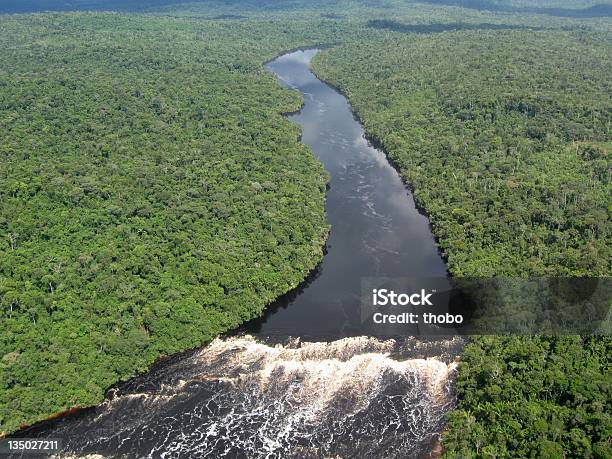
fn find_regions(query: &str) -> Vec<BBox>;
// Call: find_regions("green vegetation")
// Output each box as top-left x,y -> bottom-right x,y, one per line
0,12 -> 344,433
313,25 -> 610,458
1,1 -> 610,455
313,30 -> 610,276
444,336 -> 610,457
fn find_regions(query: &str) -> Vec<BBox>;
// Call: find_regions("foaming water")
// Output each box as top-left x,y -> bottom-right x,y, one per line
12,50 -> 460,458
24,336 -> 462,459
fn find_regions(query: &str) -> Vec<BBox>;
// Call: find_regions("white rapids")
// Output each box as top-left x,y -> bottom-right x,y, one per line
41,335 -> 461,459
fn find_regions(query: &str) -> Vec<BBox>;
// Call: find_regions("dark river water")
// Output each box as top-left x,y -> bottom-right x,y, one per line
247,49 -> 448,340
13,50 -> 462,459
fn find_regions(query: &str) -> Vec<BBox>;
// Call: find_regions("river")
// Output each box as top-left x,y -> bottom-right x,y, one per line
13,50 -> 462,459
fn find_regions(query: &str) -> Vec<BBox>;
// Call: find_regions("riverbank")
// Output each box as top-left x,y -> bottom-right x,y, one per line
0,15 -> 330,434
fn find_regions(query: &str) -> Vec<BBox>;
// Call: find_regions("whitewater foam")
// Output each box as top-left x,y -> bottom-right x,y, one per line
31,335 -> 460,459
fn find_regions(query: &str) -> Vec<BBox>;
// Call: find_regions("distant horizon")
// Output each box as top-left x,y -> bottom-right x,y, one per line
1,1 -> 610,457
1,0 -> 611,18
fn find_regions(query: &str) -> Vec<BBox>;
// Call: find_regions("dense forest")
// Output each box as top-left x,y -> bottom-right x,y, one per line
0,13 -> 348,433
0,1 -> 610,456
313,30 -> 610,276
419,0 -> 612,18
312,26 -> 611,457
444,336 -> 610,457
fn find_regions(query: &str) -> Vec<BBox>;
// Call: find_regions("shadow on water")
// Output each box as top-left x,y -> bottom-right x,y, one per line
419,0 -> 612,18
